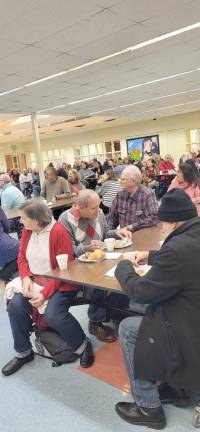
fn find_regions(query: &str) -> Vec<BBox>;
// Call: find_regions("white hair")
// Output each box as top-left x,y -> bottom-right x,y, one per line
121,165 -> 142,185
180,152 -> 192,163
0,174 -> 11,184
77,189 -> 99,208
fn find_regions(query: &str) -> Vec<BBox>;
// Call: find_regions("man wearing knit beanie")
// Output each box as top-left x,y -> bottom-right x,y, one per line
114,189 -> 200,429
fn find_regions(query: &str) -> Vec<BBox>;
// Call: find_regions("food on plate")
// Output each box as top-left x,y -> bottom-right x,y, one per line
114,238 -> 130,248
84,249 -> 105,261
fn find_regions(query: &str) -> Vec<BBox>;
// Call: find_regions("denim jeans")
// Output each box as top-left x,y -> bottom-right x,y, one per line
87,289 -> 129,322
8,291 -> 86,354
119,316 -> 161,408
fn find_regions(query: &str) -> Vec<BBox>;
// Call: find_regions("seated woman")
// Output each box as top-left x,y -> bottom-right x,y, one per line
0,208 -> 19,284
96,169 -> 122,214
168,160 -> 200,210
2,199 -> 93,376
142,159 -> 158,188
68,169 -> 85,194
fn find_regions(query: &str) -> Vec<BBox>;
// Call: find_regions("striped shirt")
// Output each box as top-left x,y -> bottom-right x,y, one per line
109,185 -> 159,231
96,180 -> 122,208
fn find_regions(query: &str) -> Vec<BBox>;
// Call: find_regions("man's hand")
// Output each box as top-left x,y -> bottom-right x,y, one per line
29,293 -> 45,308
116,227 -> 132,240
89,240 -> 104,251
22,276 -> 33,298
133,251 -> 149,267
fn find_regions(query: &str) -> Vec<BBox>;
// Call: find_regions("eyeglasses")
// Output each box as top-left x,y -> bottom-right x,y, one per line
120,177 -> 134,181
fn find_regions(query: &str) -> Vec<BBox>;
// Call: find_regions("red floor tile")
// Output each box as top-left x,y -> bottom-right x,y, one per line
77,340 -> 131,393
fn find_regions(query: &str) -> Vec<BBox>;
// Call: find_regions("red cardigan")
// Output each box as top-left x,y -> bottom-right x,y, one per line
18,222 -> 79,299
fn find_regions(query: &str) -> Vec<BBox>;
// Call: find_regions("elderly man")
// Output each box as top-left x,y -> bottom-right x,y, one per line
109,165 -> 159,231
59,189 -> 131,343
115,189 -> 200,429
0,174 -> 25,210
41,167 -> 71,202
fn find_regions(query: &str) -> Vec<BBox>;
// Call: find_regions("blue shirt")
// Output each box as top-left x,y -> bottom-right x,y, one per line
1,183 -> 25,210
0,208 -> 19,266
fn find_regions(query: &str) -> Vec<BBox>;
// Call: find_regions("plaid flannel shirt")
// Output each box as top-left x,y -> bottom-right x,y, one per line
109,185 -> 159,231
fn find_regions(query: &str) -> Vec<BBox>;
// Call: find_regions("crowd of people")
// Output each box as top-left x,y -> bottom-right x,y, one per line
1,149 -> 200,428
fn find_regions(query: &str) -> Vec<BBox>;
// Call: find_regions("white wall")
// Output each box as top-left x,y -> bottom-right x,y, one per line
1,110 -> 200,169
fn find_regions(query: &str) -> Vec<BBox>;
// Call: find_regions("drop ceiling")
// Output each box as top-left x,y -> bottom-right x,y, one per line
0,0 -> 200,143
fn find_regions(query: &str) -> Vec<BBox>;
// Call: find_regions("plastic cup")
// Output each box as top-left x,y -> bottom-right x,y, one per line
104,238 -> 115,252
56,254 -> 68,270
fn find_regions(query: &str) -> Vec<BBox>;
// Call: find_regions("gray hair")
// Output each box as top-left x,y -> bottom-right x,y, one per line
20,199 -> 52,228
122,165 -> 142,185
0,174 -> 11,184
77,189 -> 99,208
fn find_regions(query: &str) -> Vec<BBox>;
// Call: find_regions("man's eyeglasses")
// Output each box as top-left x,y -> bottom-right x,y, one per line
120,177 -> 134,181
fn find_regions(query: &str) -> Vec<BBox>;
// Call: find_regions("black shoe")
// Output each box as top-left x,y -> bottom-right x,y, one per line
115,402 -> 166,430
2,351 -> 34,376
80,338 -> 94,368
88,321 -> 117,343
158,383 -> 190,408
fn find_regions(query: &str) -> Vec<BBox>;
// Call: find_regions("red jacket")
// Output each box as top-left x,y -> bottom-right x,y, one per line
18,221 -> 78,299
158,160 -> 175,173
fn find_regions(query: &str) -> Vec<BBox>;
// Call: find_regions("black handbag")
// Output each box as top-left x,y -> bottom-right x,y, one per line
34,329 -> 79,367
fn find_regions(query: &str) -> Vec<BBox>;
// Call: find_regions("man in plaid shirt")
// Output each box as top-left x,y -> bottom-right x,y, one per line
109,165 -> 159,231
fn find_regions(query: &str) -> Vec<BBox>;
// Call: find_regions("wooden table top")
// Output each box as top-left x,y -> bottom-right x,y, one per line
46,226 -> 165,293
4,197 -> 73,220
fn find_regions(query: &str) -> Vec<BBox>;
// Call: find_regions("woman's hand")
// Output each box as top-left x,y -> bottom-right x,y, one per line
22,276 -> 33,298
29,293 -> 45,308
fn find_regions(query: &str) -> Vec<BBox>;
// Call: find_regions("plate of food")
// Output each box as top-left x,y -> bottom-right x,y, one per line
78,249 -> 106,263
114,238 -> 133,249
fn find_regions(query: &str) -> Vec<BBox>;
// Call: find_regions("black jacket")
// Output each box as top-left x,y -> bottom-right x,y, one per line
115,217 -> 200,390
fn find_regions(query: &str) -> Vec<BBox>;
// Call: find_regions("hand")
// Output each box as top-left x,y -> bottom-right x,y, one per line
116,227 -> 132,240
133,251 -> 149,267
22,276 -> 33,298
29,293 -> 45,308
89,240 -> 104,251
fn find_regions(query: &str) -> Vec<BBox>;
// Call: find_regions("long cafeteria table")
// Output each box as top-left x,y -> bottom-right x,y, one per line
46,226 -> 165,294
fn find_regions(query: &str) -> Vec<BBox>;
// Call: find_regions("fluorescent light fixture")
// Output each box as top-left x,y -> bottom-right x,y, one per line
135,99 -> 200,115
37,104 -> 66,113
69,68 -> 200,105
24,71 -> 66,87
128,22 -> 200,51
89,99 -> 148,115
11,114 -> 49,126
152,87 -> 200,100
0,87 -> 23,97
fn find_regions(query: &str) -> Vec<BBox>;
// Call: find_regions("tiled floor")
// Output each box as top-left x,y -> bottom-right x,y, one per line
0,290 -> 196,432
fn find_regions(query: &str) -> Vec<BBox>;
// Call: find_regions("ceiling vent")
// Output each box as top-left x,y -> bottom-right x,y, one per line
54,128 -> 62,132
104,118 -> 117,122
49,115 -> 92,127
76,124 -> 85,128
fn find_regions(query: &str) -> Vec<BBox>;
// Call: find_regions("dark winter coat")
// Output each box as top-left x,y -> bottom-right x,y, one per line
115,217 -> 200,390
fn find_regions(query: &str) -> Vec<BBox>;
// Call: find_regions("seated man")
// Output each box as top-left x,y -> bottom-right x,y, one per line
0,174 -> 25,210
59,189 -> 131,343
40,167 -> 71,202
108,165 -> 159,231
114,189 -> 200,429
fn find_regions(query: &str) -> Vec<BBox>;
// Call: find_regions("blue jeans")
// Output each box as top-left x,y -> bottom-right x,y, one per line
87,289 -> 129,322
119,316 -> 160,408
8,291 -> 86,354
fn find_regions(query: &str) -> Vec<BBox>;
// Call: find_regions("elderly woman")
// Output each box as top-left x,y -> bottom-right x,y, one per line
168,160 -> 200,209
0,208 -> 19,283
96,169 -> 122,214
2,199 -> 93,376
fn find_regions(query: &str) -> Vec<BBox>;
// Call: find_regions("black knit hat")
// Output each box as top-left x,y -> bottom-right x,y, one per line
158,188 -> 197,222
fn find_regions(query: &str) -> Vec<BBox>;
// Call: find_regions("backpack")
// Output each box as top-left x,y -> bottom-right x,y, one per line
34,329 -> 79,367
